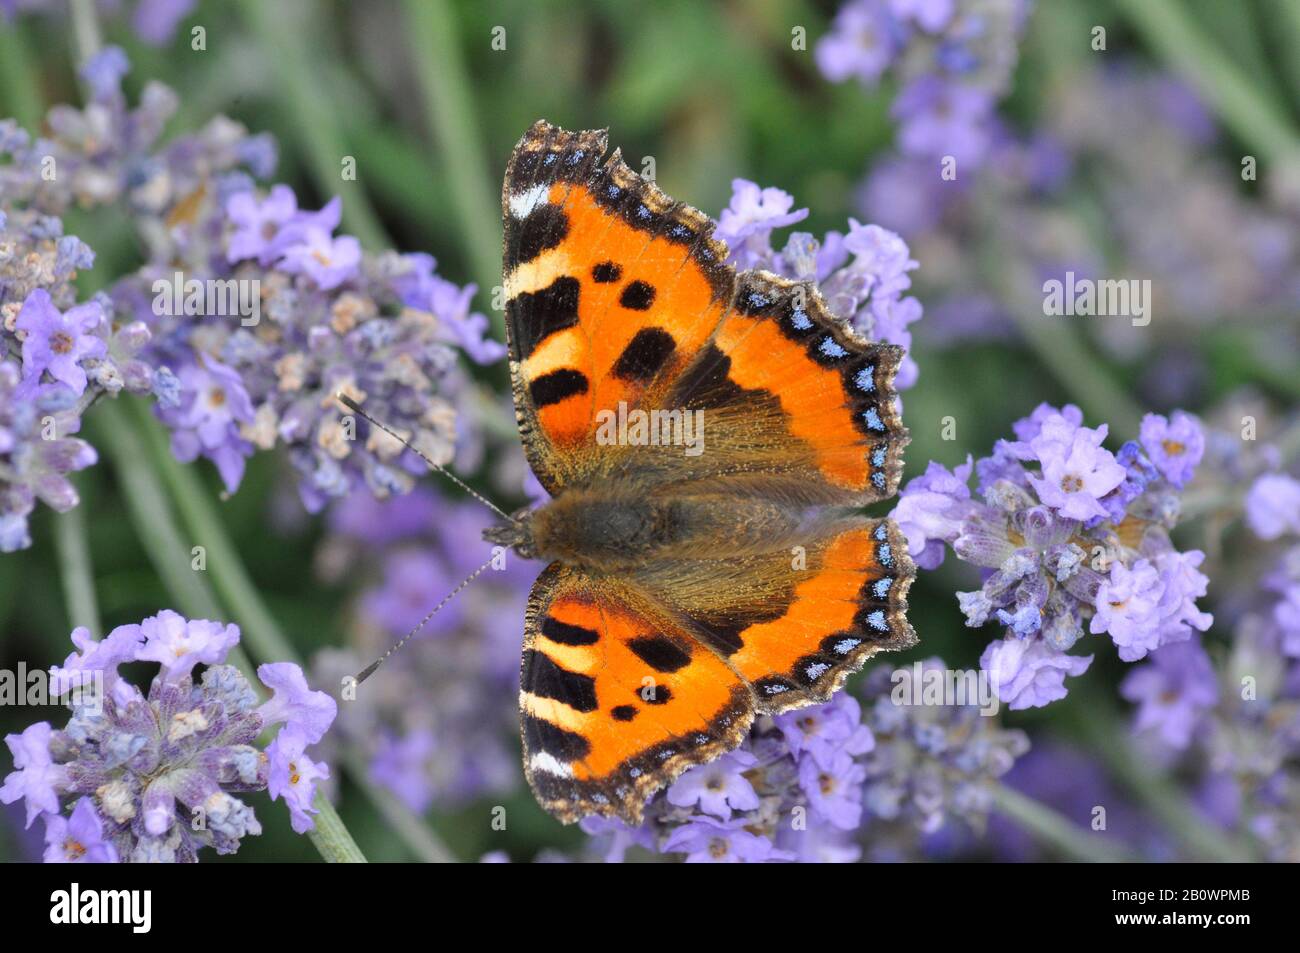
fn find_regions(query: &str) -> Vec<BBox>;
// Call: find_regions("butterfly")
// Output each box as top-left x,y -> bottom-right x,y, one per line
490,120 -> 916,826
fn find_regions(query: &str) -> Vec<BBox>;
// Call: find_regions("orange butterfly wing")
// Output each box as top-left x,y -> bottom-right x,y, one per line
503,121 -> 914,825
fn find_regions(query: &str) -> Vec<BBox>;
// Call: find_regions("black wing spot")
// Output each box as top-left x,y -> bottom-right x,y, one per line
516,204 -> 569,264
508,276 -> 580,361
611,705 -> 638,722
618,280 -> 656,311
627,635 -> 691,673
523,713 -> 591,762
523,649 -> 598,712
642,684 -> 672,705
530,369 -> 588,408
541,616 -> 600,645
591,261 -> 622,283
612,327 -> 676,382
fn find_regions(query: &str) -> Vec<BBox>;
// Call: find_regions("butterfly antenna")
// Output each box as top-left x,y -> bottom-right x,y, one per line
354,554 -> 498,684
335,393 -> 511,521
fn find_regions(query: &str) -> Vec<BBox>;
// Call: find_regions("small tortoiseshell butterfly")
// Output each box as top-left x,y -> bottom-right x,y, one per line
489,120 -> 916,825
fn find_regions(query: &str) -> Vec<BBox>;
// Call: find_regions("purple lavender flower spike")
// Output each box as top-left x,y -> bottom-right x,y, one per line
980,637 -> 1093,710
1027,414 -> 1126,522
666,750 -> 760,820
15,290 -> 106,397
799,749 -> 867,830
4,617 -> 337,860
136,610 -> 240,680
130,0 -> 198,46
277,227 -> 362,291
1139,411 -> 1205,489
773,691 -> 874,769
0,723 -> 68,827
715,179 -> 809,269
815,0 -> 907,86
1245,473 -> 1300,540
49,623 -> 144,695
266,728 -> 330,834
893,77 -> 994,163
891,456 -> 975,569
1090,559 -> 1166,661
225,184 -> 300,266
43,797 -> 119,863
661,816 -> 795,863
157,357 -> 255,494
1120,640 -> 1217,750
256,662 -> 337,745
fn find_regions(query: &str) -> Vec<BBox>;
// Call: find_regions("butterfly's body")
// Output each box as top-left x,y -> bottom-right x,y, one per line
495,121 -> 917,824
523,482 -> 838,569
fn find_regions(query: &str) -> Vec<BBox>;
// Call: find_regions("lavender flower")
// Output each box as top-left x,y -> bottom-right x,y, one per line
818,0 -> 1028,169
662,816 -> 795,863
1140,410 -> 1205,489
894,405 -> 1212,707
0,614 -> 337,862
2,46 -> 499,540
13,290 -> 106,397
1245,473 -> 1300,541
1120,639 -> 1218,750
43,797 -> 119,864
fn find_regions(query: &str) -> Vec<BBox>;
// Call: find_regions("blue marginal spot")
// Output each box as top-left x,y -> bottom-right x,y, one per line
871,446 -> 887,467
874,524 -> 888,540
566,149 -> 585,166
855,365 -> 876,392
872,471 -> 886,489
878,543 -> 893,567
790,308 -> 812,330
542,153 -> 557,166
832,637 -> 862,655
862,407 -> 885,431
607,184 -> 622,199
873,578 -> 893,599
819,336 -> 847,359
669,223 -> 691,240
866,610 -> 888,631
635,204 -> 652,220
747,292 -> 770,310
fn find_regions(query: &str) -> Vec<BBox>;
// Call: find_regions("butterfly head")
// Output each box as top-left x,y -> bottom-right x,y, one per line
483,506 -> 539,560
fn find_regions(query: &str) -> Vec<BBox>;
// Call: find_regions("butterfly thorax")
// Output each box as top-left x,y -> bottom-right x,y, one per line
524,485 -> 822,571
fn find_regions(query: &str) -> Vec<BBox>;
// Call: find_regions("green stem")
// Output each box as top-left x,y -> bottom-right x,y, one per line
68,0 -> 103,67
235,0 -> 389,249
95,401 -> 225,621
1280,0 -> 1300,103
53,506 -> 102,636
989,782 -> 1136,862
1115,0 -> 1299,162
403,0 -> 503,329
126,398 -> 299,664
305,790 -> 369,863
0,24 -> 43,129
124,398 -> 451,862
